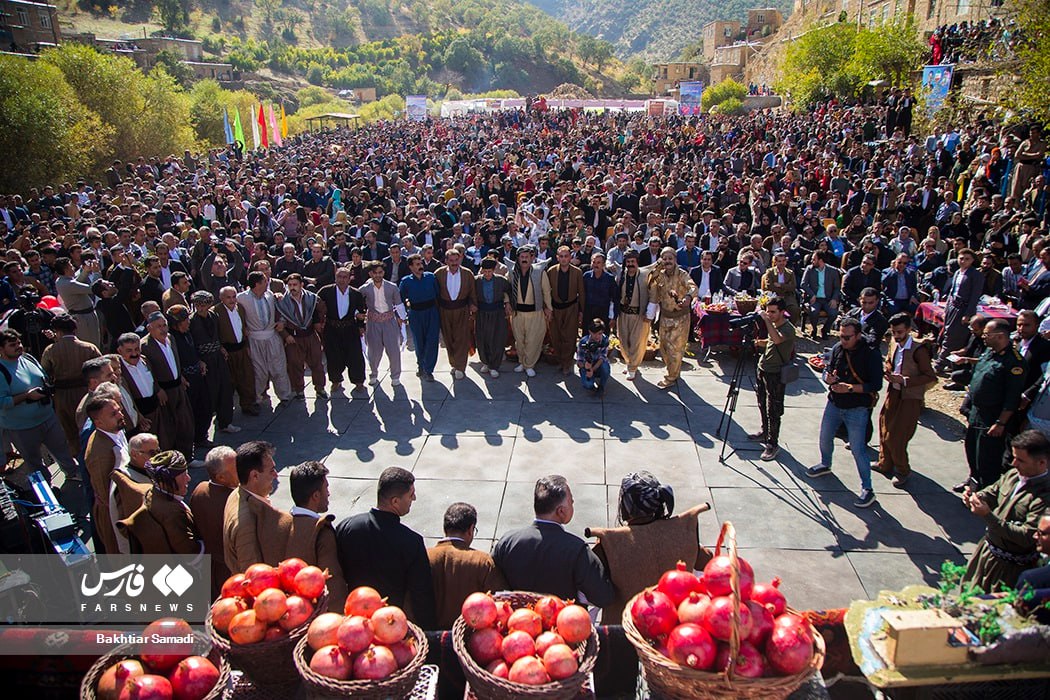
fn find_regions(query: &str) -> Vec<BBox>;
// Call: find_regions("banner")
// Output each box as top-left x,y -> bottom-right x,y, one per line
232,107 -> 245,147
406,95 -> 428,121
647,100 -> 666,117
921,64 -> 954,116
678,81 -> 704,116
222,108 -> 234,144
280,103 -> 288,138
268,104 -> 282,147
257,104 -> 268,149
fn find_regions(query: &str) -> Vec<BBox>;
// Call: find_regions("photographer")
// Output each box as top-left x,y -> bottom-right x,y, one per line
0,329 -> 80,487
749,297 -> 796,461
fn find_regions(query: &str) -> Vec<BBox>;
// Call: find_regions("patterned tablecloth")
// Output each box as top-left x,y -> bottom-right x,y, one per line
916,301 -> 1018,330
693,307 -> 766,348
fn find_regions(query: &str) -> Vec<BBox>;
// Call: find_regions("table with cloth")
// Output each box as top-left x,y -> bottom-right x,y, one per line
692,304 -> 768,348
915,301 -> 1018,336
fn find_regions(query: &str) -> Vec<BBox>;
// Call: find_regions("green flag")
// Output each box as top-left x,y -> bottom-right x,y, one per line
233,107 -> 245,147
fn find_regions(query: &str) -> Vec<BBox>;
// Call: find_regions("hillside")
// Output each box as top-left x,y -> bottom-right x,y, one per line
525,0 -> 794,59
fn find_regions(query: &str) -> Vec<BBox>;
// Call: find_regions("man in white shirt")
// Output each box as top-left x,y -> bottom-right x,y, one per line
237,271 -> 294,404
140,312 -> 194,460
436,250 -> 477,379
109,432 -> 159,554
117,332 -> 162,441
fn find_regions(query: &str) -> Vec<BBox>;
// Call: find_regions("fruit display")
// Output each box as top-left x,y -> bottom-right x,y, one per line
88,618 -> 225,700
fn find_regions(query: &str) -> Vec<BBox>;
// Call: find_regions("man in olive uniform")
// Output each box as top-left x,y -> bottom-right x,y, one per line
647,247 -> 697,389
961,318 -> 1027,491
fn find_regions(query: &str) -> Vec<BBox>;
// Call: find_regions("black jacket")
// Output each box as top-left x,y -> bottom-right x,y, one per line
317,284 -> 365,334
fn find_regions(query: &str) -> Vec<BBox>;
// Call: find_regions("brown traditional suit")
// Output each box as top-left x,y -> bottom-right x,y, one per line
120,357 -> 160,439
40,335 -> 101,454
435,266 -> 477,372
426,539 -> 508,629
286,513 -> 348,612
878,337 -> 937,478
117,488 -> 200,555
222,486 -> 293,574
216,303 -> 257,410
162,287 -> 189,312
140,334 -> 194,459
546,264 -> 585,371
84,430 -> 124,554
190,480 -> 234,598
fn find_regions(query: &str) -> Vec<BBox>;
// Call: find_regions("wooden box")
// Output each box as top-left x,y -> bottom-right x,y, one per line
879,609 -> 972,667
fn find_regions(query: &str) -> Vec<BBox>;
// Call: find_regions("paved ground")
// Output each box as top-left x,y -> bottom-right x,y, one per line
200,347 -> 982,617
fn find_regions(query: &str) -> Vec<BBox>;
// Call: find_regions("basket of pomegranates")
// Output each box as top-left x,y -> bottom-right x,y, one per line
623,522 -> 825,700
81,619 -> 230,700
452,590 -> 599,700
206,558 -> 330,688
293,585 -> 429,699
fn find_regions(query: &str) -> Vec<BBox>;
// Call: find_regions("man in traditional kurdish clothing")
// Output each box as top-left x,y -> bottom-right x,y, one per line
55,257 -> 102,349
647,247 -> 697,389
435,248 -> 477,380
237,271 -> 293,404
217,286 -> 258,416
399,254 -> 441,382
615,251 -> 650,381
140,311 -> 194,460
962,430 -> 1050,592
508,246 -> 552,378
318,266 -> 367,394
546,245 -> 584,375
360,261 -> 405,387
189,291 -> 238,434
276,273 -> 327,399
473,259 -> 511,378
41,313 -> 100,454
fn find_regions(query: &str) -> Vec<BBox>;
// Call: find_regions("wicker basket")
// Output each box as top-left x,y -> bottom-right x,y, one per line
80,631 -> 230,700
623,522 -> 825,700
293,620 -> 428,699
206,588 -> 328,689
452,591 -> 600,700
734,299 -> 758,315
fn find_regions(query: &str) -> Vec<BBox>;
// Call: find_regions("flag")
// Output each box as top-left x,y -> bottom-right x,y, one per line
268,104 -> 282,147
222,108 -> 234,145
280,104 -> 288,138
232,107 -> 245,148
257,104 -> 268,149
250,105 -> 260,150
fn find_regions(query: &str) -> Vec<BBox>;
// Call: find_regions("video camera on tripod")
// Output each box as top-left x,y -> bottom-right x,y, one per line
728,311 -> 762,334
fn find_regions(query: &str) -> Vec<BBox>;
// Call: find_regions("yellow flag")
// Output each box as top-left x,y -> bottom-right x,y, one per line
280,104 -> 288,138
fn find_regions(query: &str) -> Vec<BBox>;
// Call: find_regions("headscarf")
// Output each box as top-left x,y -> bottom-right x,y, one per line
617,471 -> 675,524
146,450 -> 188,494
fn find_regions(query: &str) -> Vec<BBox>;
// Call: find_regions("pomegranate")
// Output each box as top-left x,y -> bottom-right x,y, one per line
532,595 -> 566,630
677,591 -> 711,624
117,674 -> 172,700
485,659 -> 509,679
97,659 -> 145,700
344,586 -> 386,618
210,597 -> 248,635
657,561 -> 703,606
666,623 -> 717,670
353,645 -> 398,680
461,592 -> 498,630
702,596 -> 752,642
220,573 -> 249,600
277,557 -> 308,593
309,645 -> 352,681
535,631 -> 565,656
253,587 -> 288,624
466,627 -> 504,665
337,615 -> 374,653
554,604 -> 591,645
507,608 -> 543,638
263,626 -> 287,642
714,640 -> 767,678
745,600 -> 775,646
542,643 -> 579,680
389,638 -> 417,668
293,566 -> 329,600
228,609 -> 267,645
243,564 -> 281,598
141,618 -> 194,673
629,589 -> 678,640
372,606 -> 409,644
168,656 -> 220,700
773,612 -> 814,642
279,595 -> 314,631
766,617 -> 815,675
307,612 -> 345,651
494,600 -> 513,630
508,655 -> 550,685
702,555 -> 754,600
501,630 -> 537,664
751,577 -> 787,616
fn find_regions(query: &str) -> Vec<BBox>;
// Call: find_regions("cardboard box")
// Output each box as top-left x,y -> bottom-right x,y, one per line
880,609 -> 973,667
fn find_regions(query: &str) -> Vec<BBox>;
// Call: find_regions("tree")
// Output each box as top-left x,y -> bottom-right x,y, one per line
153,49 -> 194,87
155,0 -> 190,35
1010,0 -> 1050,124
776,21 -> 861,108
850,17 -> 925,87
701,77 -> 746,113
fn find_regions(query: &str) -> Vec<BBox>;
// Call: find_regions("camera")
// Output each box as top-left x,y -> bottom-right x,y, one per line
28,380 -> 53,406
728,311 -> 762,330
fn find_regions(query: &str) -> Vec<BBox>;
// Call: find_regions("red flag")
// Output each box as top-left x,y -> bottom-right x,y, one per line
257,104 -> 268,149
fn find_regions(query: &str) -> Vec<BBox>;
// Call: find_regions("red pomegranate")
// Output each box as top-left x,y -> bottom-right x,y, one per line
307,612 -> 345,651
372,606 -> 409,644
97,659 -> 145,700
485,659 -> 509,679
532,595 -> 566,630
353,645 -> 398,680
766,618 -> 815,675
494,600 -> 513,630
309,645 -> 352,680
542,643 -> 579,680
243,564 -> 281,598
461,592 -> 498,630
210,597 -> 247,635
751,577 -> 787,616
666,623 -> 717,670
277,557 -> 308,593
508,655 -> 550,685
773,612 -> 814,641
253,587 -> 288,624
168,655 -> 220,700
702,555 -> 754,600
714,640 -> 767,678
702,596 -> 752,642
220,573 -> 248,600
745,600 -> 775,646
507,608 -> 543,638
293,566 -> 329,600
344,586 -> 386,618
263,626 -> 286,642
677,591 -> 711,624
467,627 -> 504,665
279,595 -> 314,631
336,615 -> 374,654
554,604 -> 591,645
535,630 -> 565,656
140,618 -> 194,673
117,674 -> 172,700
657,561 -> 704,606
501,630 -> 537,664
389,638 -> 417,668
228,610 -> 267,645
629,589 -> 678,640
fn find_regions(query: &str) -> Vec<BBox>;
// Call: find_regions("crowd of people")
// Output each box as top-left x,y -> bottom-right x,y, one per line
1,97 -> 1049,609
928,18 -> 1022,66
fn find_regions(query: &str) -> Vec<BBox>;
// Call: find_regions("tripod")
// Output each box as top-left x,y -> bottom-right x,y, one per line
716,336 -> 758,463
